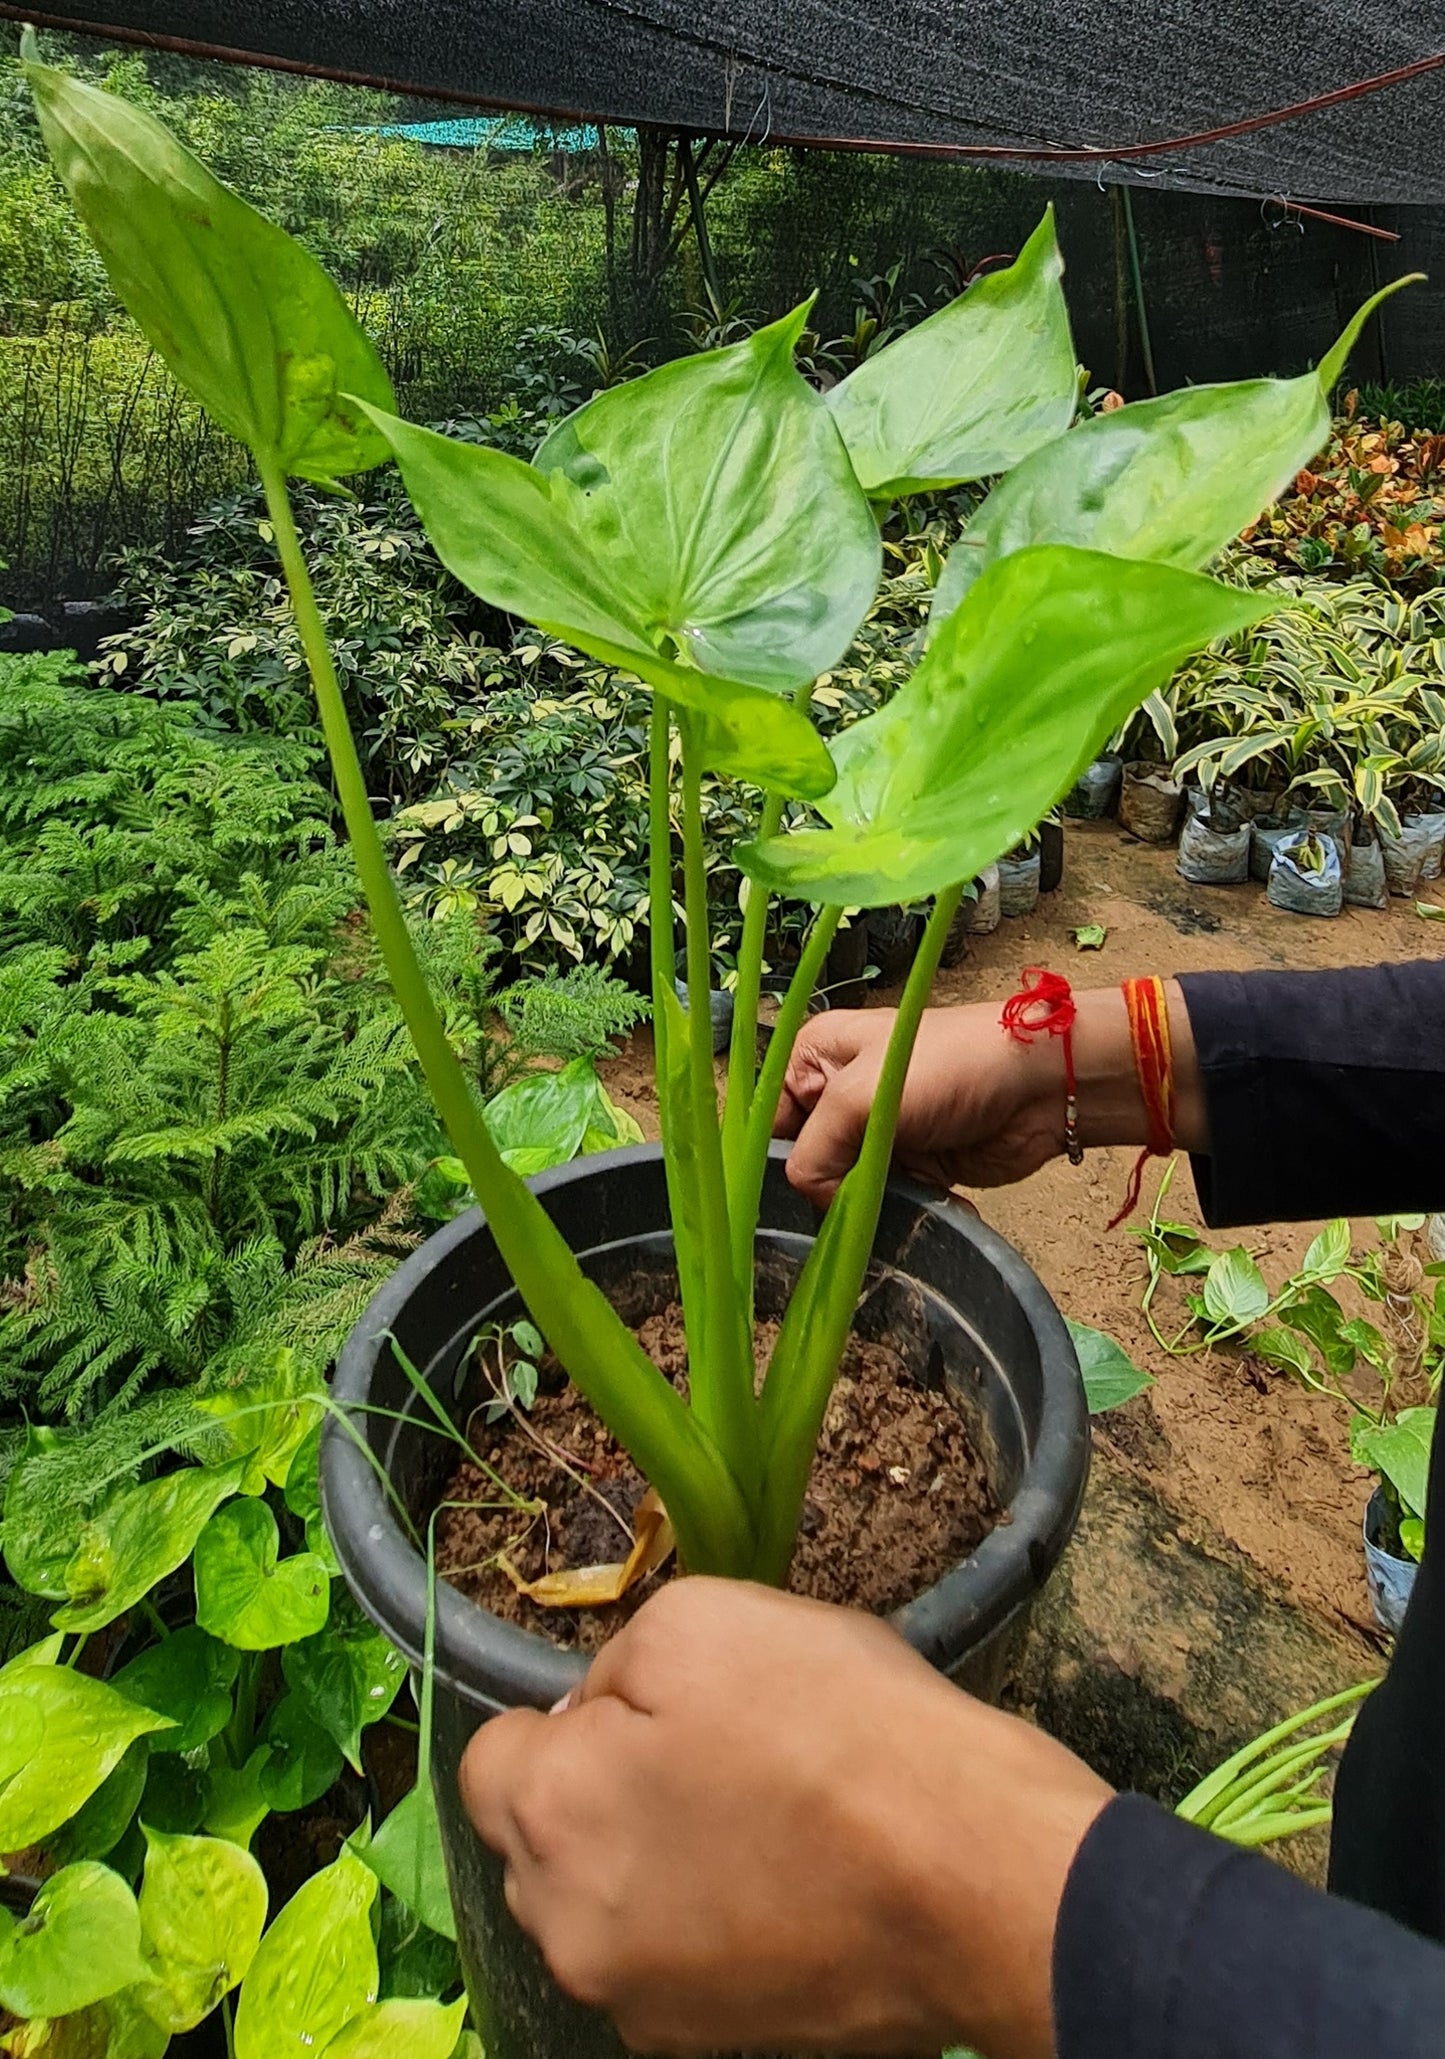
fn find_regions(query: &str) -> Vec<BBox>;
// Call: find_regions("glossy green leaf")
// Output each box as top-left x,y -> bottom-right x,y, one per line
113,1626 -> 242,1757
200,1356 -> 324,1494
201,1746 -> 272,1849
931,279 -> 1417,624
581,1079 -> 645,1155
1202,1247 -> 1271,1328
1065,1321 -> 1154,1412
132,1827 -> 268,2033
322,1996 -> 469,2059
1251,1326 -> 1314,1379
233,1849 -> 378,2059
741,547 -> 1271,907
482,1056 -> 605,1176
827,211 -> 1075,498
138,1753 -> 208,1837
532,305 -> 879,689
351,1781 -> 456,1944
258,1693 -> 344,1813
1401,1516 -> 1426,1562
1352,1407 -> 1435,1520
1,1990 -> 170,2058
0,1862 -> 145,2020
355,327 -> 870,798
23,42 -> 395,484
1280,1285 -> 1357,1376
282,1591 -> 406,1774
193,1497 -> 331,1650
0,1661 -> 172,1853
53,1460 -> 248,1634
1300,1219 -> 1352,1283
376,1896 -> 460,2003
1337,1316 -> 1392,1373
47,1739 -> 150,1865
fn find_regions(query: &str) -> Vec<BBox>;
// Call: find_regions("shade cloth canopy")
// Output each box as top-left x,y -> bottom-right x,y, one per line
9,0 -> 1445,204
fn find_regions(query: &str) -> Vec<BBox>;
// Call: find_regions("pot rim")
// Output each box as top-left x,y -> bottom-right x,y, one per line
323,1142 -> 1087,1713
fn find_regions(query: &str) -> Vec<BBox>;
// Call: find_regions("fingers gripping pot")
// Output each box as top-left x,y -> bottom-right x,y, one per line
322,1145 -> 1089,2059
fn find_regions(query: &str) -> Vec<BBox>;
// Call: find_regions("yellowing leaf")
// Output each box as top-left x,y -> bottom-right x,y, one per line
498,1488 -> 675,1608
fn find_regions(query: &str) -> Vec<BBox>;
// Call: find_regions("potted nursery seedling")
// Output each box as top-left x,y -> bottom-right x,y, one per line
24,38 -> 1415,2057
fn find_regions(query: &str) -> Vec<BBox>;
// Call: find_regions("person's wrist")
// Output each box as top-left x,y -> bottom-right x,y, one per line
1013,980 -> 1206,1161
881,1691 -> 1113,2059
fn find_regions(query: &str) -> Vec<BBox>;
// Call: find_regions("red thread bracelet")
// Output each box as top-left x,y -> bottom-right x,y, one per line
1107,976 -> 1177,1230
1000,967 -> 1084,1165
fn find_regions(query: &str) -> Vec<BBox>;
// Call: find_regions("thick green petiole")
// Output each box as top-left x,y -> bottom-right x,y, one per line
749,883 -> 965,1585
721,787 -> 785,1160
677,716 -> 761,1498
260,463 -> 754,1576
728,902 -> 842,1299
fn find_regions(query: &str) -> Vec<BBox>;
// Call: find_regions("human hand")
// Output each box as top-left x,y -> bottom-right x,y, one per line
775,985 -> 1204,1209
774,1002 -> 1069,1207
459,1577 -> 1111,2058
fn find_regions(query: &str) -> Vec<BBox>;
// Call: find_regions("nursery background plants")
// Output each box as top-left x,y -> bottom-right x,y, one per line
1,22 -> 1443,2059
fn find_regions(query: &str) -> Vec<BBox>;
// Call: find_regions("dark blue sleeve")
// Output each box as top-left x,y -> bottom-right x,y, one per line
1176,960 -> 1445,1226
1053,1793 -> 1445,2059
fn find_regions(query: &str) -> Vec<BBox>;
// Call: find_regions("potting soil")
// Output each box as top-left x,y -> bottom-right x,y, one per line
434,1306 -> 999,1654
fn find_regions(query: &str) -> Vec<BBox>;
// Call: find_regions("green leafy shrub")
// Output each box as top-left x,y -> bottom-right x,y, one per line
102,485 -> 495,800
1167,572 -> 1445,831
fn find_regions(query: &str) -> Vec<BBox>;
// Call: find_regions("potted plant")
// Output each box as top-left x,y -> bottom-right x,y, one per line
1354,1405 -> 1434,1635
25,40 -> 1414,2056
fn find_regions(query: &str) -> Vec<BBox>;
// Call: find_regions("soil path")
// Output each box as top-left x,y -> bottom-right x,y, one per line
603,820 -> 1441,1641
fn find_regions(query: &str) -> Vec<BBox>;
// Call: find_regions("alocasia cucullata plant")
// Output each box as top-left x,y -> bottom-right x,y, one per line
23,34 -> 1414,1585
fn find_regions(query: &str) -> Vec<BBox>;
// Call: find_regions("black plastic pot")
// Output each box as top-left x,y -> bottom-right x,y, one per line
822,917 -> 871,1009
866,904 -> 922,984
323,1145 -> 1088,2059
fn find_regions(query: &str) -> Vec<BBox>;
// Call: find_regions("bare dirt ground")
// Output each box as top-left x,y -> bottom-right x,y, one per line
603,820 -> 1441,1646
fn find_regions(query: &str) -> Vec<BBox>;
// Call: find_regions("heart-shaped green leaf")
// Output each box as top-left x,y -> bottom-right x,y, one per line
930,278 -> 1419,625
741,546 -> 1273,907
133,1828 -> 269,2033
827,210 -> 1076,499
193,1497 -> 331,1650
532,306 -> 879,690
322,1996 -> 470,2059
282,1590 -> 407,1774
0,1862 -> 146,2020
200,1356 -> 324,1494
113,1625 -> 242,1757
355,307 -> 879,798
46,1738 -> 150,1865
1202,1247 -> 1271,1327
1352,1406 -> 1435,1520
1065,1321 -> 1154,1413
258,1693 -> 344,1813
482,1055 -> 606,1176
234,1849 -> 377,2059
23,38 -> 395,484
0,1660 -> 173,1853
350,1781 -> 456,1943
53,1459 -> 248,1634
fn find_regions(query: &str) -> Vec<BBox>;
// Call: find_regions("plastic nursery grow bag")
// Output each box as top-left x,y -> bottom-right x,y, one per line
1178,811 -> 1250,885
998,848 -> 1042,917
1343,836 -> 1388,911
1267,831 -> 1343,916
1118,761 -> 1184,843
1063,755 -> 1121,819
